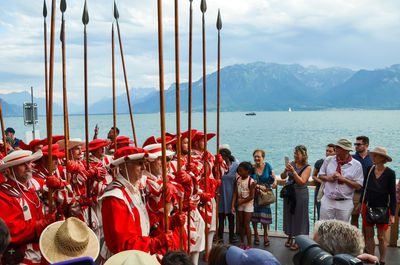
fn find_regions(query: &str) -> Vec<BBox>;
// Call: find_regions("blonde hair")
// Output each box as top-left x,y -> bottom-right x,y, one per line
314,220 -> 364,256
295,145 -> 308,165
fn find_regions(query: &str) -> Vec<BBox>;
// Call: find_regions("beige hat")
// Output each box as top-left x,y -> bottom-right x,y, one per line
56,138 -> 85,151
219,144 -> 230,151
334,138 -> 353,152
143,144 -> 175,160
39,217 -> 99,264
0,150 -> 43,172
104,250 -> 160,265
369,146 -> 392,162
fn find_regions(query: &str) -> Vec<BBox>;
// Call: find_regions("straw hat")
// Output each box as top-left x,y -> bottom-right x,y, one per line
369,146 -> 392,162
110,147 -> 149,167
334,138 -> 353,152
0,150 -> 43,172
104,250 -> 159,265
56,138 -> 85,151
143,143 -> 174,160
39,217 -> 99,264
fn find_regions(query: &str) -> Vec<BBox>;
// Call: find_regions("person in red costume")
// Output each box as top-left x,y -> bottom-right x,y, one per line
0,150 -> 55,265
100,146 -> 174,262
191,131 -> 227,260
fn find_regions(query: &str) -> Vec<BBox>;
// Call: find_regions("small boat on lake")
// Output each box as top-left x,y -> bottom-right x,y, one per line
245,112 -> 256,116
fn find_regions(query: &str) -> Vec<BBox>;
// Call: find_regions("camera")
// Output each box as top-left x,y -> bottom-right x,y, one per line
293,235 -> 363,265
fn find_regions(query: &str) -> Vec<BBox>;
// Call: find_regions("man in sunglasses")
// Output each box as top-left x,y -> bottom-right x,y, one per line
351,136 -> 373,228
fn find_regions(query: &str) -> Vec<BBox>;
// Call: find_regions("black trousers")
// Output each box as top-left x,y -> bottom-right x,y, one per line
218,213 -> 235,241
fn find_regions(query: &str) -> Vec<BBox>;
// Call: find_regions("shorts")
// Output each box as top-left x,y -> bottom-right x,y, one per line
362,203 -> 389,230
351,192 -> 361,215
237,204 -> 254,213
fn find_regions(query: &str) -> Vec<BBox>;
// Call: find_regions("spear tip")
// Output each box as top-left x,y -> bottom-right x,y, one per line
43,0 -> 47,17
216,9 -> 222,30
60,0 -> 67,13
114,1 -> 120,20
82,0 -> 89,25
200,0 -> 207,13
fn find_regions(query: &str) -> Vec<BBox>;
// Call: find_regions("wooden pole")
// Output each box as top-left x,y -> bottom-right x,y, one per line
47,0 -> 56,214
215,9 -> 222,244
82,0 -> 92,228
112,21 -> 117,153
60,0 -> 70,183
0,100 -> 7,155
174,0 -> 184,250
114,1 -> 138,147
187,0 -> 193,253
43,0 -> 49,144
200,0 -> 209,260
156,0 -> 169,238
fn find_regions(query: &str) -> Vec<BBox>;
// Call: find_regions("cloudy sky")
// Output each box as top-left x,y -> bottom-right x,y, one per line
1,0 -> 400,104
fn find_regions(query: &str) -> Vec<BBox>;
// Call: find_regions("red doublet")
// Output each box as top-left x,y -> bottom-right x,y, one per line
100,175 -> 152,260
0,179 -> 45,265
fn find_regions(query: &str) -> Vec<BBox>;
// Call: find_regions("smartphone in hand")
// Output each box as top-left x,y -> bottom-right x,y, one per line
284,156 -> 289,166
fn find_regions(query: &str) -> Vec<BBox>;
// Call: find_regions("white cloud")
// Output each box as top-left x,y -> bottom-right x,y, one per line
1,0 -> 400,105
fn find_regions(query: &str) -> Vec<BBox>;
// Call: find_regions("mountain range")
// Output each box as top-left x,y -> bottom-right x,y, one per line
1,62 -> 400,116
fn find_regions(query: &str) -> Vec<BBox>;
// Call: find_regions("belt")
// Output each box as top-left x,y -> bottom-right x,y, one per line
334,198 -> 348,201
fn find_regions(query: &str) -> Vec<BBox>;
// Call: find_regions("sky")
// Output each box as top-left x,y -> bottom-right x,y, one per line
1,0 -> 400,105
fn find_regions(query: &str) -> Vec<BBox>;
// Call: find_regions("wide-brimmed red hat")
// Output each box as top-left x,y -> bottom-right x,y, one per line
42,144 -> 65,158
88,139 -> 111,151
144,144 -> 175,160
117,136 -> 135,145
142,136 -> 157,148
192,132 -> 216,143
40,135 -> 65,146
181,129 -> 197,140
110,146 -> 149,167
19,139 -> 44,151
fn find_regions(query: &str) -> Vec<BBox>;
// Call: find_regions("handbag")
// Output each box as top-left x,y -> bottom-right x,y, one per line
362,165 -> 390,225
256,174 -> 275,206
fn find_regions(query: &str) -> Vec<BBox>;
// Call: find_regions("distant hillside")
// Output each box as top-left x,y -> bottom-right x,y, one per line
2,62 -> 400,116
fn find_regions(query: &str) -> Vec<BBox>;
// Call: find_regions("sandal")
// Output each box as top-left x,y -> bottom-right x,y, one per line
264,241 -> 270,247
254,238 -> 260,245
285,237 -> 293,247
290,243 -> 299,251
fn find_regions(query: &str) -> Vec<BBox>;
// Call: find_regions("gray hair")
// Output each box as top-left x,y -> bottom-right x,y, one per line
314,220 -> 365,256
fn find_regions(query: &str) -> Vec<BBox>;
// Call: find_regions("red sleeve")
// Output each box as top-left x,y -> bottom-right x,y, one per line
101,196 -> 151,254
0,196 -> 37,245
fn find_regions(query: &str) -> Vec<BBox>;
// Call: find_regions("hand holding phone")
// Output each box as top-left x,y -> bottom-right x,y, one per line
284,156 -> 289,166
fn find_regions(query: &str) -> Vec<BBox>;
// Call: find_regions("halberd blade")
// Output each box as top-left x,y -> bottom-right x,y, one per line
114,1 -> 120,20
200,0 -> 207,13
82,0 -> 89,25
216,9 -> 222,30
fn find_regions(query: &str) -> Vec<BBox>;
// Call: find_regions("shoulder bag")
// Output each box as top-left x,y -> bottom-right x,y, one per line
257,174 -> 275,206
362,165 -> 390,225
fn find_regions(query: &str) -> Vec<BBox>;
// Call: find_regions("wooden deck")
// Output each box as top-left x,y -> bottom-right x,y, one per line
198,232 -> 400,265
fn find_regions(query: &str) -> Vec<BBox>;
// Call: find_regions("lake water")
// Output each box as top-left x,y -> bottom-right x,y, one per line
4,110 -> 400,231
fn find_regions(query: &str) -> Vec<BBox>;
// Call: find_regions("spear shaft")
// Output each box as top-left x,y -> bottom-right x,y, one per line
115,20 -> 138,147
156,0 -> 169,239
47,0 -> 56,214
186,0 -> 194,253
173,0 -> 184,250
43,0 -> 49,147
0,100 -> 7,155
201,1 -> 210,259
215,9 -> 222,244
112,23 -> 117,153
61,5 -> 70,183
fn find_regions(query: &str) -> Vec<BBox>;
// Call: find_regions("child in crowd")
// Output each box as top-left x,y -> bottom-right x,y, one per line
231,162 -> 256,249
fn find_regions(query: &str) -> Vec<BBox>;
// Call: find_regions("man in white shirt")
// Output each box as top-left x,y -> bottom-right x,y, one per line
318,138 -> 363,222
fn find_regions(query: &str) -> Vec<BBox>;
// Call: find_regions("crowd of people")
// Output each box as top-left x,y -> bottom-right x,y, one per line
0,126 -> 398,265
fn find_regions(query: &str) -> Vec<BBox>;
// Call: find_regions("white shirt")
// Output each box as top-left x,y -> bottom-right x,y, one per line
320,155 -> 363,200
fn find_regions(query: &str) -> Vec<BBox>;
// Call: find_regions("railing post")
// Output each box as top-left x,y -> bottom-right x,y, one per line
389,204 -> 400,247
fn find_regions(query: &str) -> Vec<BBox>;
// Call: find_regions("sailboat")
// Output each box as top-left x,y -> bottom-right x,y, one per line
288,107 -> 292,112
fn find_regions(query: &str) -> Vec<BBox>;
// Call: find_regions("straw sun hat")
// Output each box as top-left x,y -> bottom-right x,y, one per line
104,250 -> 159,265
369,146 -> 392,162
56,138 -> 85,151
39,217 -> 99,264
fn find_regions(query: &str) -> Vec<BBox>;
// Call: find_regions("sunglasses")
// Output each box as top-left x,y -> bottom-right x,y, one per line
354,143 -> 365,146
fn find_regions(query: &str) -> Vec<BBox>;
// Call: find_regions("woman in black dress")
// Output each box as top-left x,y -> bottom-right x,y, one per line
356,146 -> 396,265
